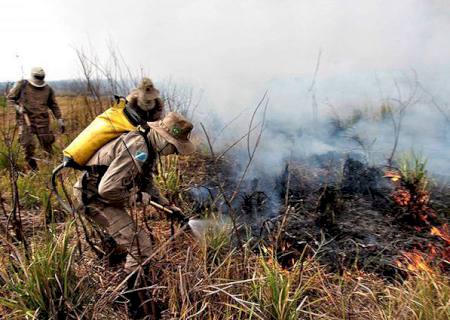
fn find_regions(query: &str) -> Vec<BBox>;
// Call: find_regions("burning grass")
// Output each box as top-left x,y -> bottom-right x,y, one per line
0,95 -> 448,319
389,153 -> 438,225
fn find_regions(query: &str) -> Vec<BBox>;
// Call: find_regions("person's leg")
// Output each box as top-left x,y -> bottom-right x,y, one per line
86,203 -> 153,273
36,127 -> 55,155
18,124 -> 37,170
85,202 -> 153,317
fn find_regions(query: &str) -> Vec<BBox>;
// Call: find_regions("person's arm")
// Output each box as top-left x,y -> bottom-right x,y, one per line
97,136 -> 147,204
47,87 -> 65,132
6,81 -> 23,112
47,87 -> 62,119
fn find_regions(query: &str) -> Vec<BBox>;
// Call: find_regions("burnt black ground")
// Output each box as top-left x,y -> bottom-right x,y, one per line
280,158 -> 450,278
185,154 -> 450,279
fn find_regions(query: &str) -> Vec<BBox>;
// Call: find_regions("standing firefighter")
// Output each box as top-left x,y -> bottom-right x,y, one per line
7,67 -> 65,170
73,112 -> 194,315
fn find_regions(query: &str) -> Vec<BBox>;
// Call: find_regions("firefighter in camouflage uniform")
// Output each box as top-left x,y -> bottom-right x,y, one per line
7,67 -> 65,170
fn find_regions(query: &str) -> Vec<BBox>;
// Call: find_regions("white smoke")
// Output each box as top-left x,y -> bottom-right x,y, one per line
2,0 -> 449,175
197,69 -> 450,179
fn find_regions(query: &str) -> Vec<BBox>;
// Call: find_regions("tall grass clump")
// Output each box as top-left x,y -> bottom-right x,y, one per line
0,221 -> 91,319
329,108 -> 368,135
392,152 -> 436,222
398,152 -> 429,192
0,96 -> 6,109
155,155 -> 182,202
198,217 -> 233,269
381,269 -> 450,320
15,173 -> 50,209
250,248 -> 320,320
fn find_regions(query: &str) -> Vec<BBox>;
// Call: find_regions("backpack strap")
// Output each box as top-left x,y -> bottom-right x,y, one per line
17,79 -> 28,103
114,94 -> 125,103
137,123 -> 155,170
123,103 -> 143,127
135,124 -> 157,193
80,165 -> 109,206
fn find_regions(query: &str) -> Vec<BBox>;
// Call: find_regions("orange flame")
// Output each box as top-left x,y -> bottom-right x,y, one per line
396,224 -> 450,274
402,251 -> 434,273
431,224 -> 450,244
384,170 -> 401,182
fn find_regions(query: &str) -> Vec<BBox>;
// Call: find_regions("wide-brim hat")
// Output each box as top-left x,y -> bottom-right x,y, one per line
29,67 -> 47,87
126,88 -> 160,102
127,77 -> 160,102
149,112 -> 195,155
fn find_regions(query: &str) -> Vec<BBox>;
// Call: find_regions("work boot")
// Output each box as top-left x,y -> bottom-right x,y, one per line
125,269 -> 159,319
27,158 -> 38,171
125,273 -> 149,319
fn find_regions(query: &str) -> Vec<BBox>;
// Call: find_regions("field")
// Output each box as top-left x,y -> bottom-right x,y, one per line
0,94 -> 448,320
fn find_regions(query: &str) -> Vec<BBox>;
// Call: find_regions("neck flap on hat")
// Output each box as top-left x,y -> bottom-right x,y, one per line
148,129 -> 176,156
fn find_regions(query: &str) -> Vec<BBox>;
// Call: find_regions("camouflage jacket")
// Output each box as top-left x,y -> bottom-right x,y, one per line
7,80 -> 62,127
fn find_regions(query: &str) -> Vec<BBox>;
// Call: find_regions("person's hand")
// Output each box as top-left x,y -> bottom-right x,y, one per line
140,192 -> 151,205
167,205 -> 189,225
14,104 -> 24,115
58,118 -> 65,133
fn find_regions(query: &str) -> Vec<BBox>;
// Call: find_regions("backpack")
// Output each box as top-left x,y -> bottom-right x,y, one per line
63,96 -> 139,167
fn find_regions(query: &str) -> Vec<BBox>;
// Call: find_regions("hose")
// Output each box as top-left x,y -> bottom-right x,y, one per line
51,162 -> 74,214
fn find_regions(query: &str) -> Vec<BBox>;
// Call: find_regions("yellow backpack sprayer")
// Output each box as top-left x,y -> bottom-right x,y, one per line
51,96 -> 137,211
63,97 -> 136,167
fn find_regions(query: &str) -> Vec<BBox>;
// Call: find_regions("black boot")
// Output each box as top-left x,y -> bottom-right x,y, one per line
125,270 -> 157,319
125,273 -> 149,319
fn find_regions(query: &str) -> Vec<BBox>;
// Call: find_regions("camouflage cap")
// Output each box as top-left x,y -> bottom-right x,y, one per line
127,77 -> 160,111
29,67 -> 46,87
149,112 -> 195,155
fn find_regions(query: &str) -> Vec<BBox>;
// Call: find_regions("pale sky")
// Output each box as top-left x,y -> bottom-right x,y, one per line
1,0 -> 450,172
2,0 -> 450,118
1,0 -> 450,84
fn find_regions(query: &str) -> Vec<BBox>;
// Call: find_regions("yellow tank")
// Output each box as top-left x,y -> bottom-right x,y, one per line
63,98 -> 137,166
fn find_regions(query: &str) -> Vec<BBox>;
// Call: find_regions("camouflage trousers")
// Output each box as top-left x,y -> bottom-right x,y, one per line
83,201 -> 153,273
18,123 -> 55,161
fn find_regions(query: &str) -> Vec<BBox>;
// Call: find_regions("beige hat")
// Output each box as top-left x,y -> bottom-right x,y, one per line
29,67 -> 46,87
149,112 -> 195,155
127,77 -> 160,110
